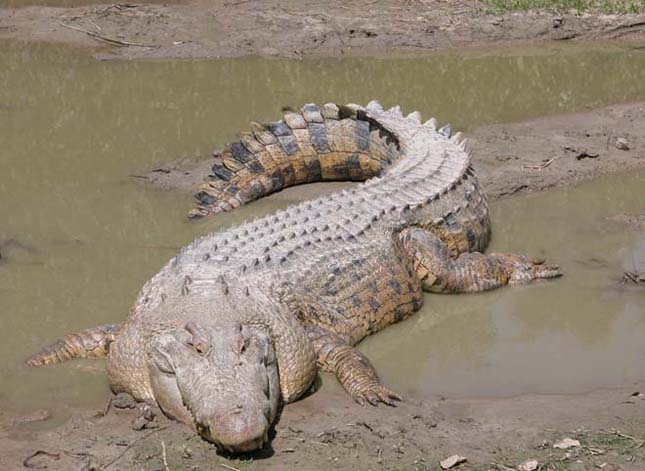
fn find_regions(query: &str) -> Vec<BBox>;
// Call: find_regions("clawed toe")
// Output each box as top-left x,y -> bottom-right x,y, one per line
354,385 -> 402,407
510,259 -> 563,283
535,262 -> 562,279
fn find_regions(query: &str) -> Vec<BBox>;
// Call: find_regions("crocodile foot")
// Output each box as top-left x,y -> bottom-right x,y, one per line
351,381 -> 402,407
497,254 -> 562,283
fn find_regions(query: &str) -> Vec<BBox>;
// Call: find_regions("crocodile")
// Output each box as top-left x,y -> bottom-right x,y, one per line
28,101 -> 561,453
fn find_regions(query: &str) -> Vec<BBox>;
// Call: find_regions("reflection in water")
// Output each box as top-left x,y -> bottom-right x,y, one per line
0,42 -> 644,419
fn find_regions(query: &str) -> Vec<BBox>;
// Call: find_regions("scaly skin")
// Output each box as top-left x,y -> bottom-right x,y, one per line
28,101 -> 561,452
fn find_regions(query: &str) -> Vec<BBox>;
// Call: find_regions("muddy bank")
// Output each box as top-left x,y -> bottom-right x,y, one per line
2,383 -> 645,470
141,101 -> 645,206
1,0 -> 645,60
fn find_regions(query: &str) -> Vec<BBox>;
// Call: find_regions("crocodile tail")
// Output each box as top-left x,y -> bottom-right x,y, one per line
27,323 -> 122,367
189,101 -> 402,218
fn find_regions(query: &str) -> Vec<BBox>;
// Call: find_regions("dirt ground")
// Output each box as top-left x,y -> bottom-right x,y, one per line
1,0 -> 645,60
1,1 -> 645,470
1,382 -> 645,471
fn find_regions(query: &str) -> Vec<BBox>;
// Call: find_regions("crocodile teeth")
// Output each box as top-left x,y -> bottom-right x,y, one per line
387,105 -> 403,117
450,132 -> 463,144
438,124 -> 452,138
406,111 -> 422,124
458,138 -> 468,151
424,117 -> 437,130
366,100 -> 383,112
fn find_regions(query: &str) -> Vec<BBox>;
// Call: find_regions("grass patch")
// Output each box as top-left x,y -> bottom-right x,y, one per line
483,0 -> 645,13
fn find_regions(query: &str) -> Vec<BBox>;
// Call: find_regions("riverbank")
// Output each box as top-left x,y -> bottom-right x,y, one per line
3,381 -> 645,470
1,0 -> 645,61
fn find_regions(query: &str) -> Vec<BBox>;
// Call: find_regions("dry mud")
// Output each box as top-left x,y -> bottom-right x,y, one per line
2,383 -> 645,470
1,0 -> 645,60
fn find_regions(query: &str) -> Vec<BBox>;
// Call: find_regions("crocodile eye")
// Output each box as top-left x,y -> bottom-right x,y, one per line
193,341 -> 209,355
184,322 -> 210,356
239,337 -> 249,354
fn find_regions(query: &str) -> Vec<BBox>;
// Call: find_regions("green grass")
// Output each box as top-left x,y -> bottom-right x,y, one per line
483,0 -> 645,13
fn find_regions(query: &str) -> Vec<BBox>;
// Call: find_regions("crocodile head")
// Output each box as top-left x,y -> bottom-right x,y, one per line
148,322 -> 280,453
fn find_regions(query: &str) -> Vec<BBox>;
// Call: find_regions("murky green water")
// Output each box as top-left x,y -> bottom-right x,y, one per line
1,41 -> 644,421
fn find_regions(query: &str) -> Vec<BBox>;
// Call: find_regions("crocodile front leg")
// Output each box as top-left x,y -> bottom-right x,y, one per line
400,227 -> 561,293
306,326 -> 401,406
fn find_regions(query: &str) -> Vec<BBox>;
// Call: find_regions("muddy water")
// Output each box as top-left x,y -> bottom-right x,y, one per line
1,42 -> 644,422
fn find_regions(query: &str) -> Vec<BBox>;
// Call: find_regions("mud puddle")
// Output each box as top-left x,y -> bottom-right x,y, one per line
1,41 -> 644,424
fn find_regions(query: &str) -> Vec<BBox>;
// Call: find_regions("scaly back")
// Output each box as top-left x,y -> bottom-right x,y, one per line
157,101 -> 472,284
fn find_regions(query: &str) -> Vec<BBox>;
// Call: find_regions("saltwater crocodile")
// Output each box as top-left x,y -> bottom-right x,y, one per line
28,101 -> 561,453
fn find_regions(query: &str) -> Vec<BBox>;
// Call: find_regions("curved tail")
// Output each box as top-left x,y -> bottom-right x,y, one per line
189,102 -> 402,218
27,323 -> 122,367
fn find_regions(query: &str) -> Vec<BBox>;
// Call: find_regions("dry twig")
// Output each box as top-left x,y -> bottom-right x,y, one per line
59,22 -> 157,47
599,429 -> 644,446
161,441 -> 169,471
490,462 -> 518,471
102,424 -> 173,469
219,464 -> 242,471
522,157 -> 556,170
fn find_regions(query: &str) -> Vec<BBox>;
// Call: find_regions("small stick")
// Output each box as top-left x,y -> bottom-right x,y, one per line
490,462 -> 518,471
599,429 -> 644,445
522,157 -> 555,171
316,426 -> 337,437
103,395 -> 113,416
59,22 -> 157,48
88,19 -> 102,31
161,441 -> 169,471
219,464 -> 242,471
102,424 -> 173,469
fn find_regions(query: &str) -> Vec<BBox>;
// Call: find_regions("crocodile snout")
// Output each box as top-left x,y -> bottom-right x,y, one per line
200,408 -> 270,453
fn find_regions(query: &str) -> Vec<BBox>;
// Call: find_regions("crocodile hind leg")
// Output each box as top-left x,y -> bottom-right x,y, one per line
400,227 -> 561,293
306,325 -> 401,406
27,323 -> 122,366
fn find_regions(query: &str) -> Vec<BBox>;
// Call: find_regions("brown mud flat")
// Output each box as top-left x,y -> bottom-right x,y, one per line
141,101 -> 645,206
2,384 -> 645,470
1,0 -> 645,60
